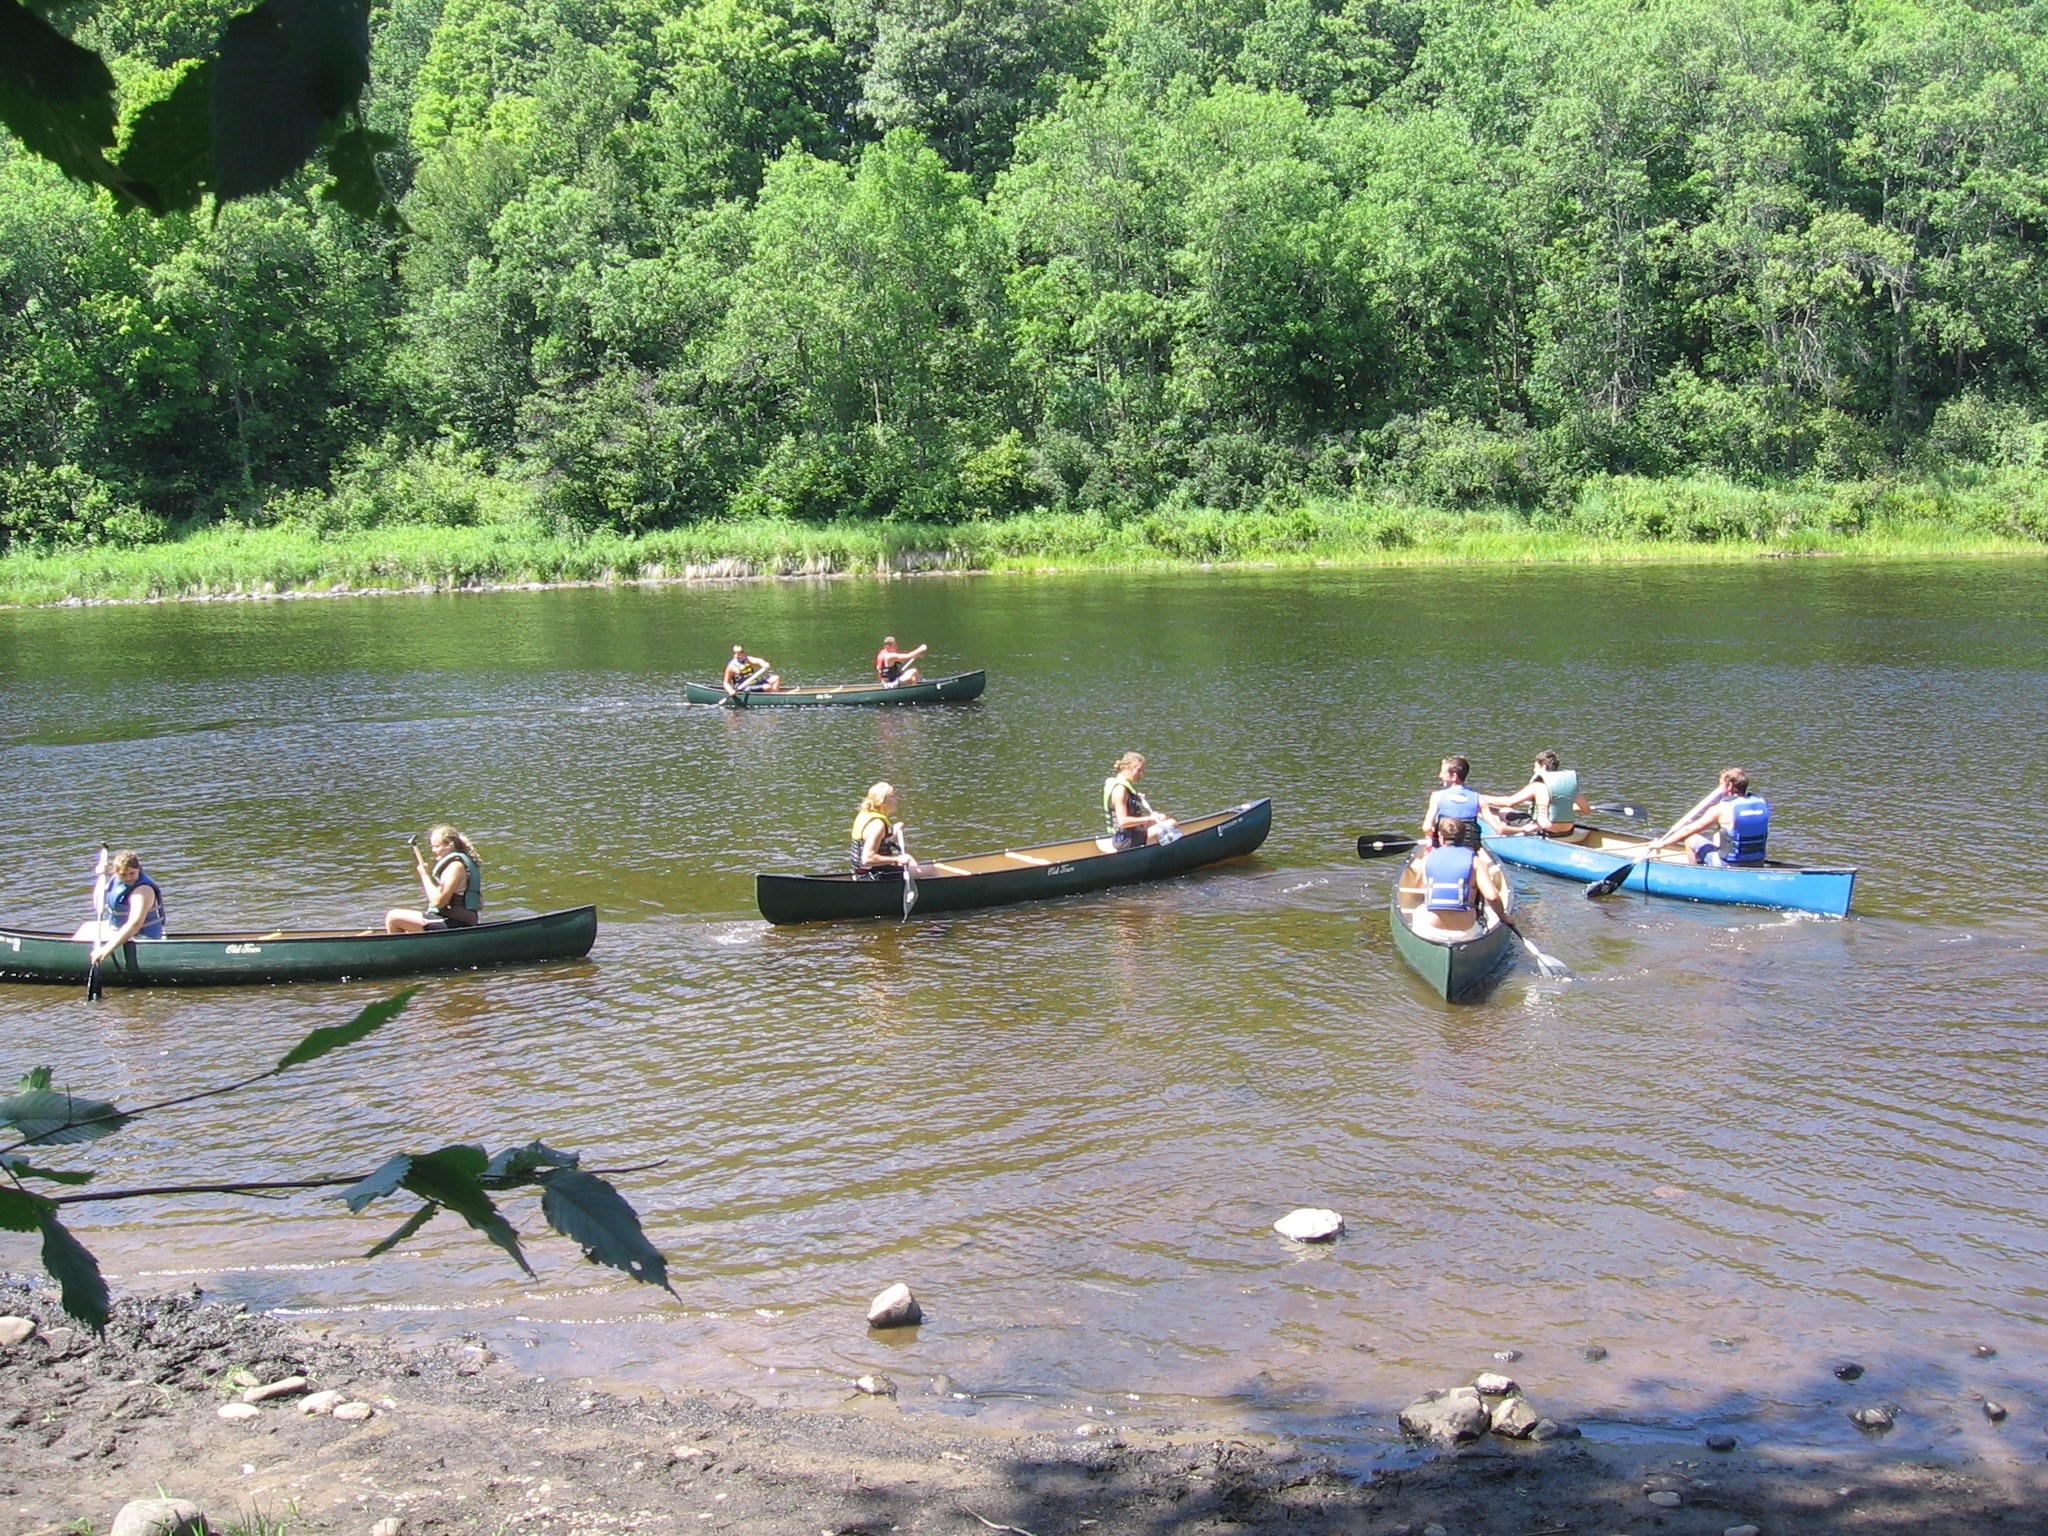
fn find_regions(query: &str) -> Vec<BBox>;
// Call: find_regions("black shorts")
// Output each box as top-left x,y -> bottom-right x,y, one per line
1109,828 -> 1147,852
852,866 -> 904,882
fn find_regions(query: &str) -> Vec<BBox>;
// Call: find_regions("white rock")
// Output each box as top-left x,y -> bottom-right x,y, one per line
110,1497 -> 209,1536
242,1375 -> 308,1404
866,1283 -> 922,1328
370,1519 -> 405,1536
216,1403 -> 261,1421
1724,1526 -> 1761,1536
853,1375 -> 896,1397
1489,1396 -> 1542,1439
332,1401 -> 376,1422
1273,1208 -> 1344,1242
1472,1372 -> 1517,1396
1647,1491 -> 1682,1508
298,1390 -> 348,1415
226,1368 -> 261,1389
1423,1525 -> 1448,1536
0,1316 -> 36,1348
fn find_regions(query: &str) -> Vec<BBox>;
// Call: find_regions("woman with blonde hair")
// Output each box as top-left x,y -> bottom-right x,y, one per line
1103,752 -> 1179,850
88,849 -> 165,963
387,824 -> 483,932
849,783 -> 916,880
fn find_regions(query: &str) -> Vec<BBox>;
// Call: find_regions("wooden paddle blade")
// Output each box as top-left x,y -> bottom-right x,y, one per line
1356,834 -> 1419,860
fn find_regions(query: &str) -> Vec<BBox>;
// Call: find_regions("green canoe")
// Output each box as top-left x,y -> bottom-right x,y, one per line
1387,857 -> 1516,1002
758,799 -> 1271,923
0,906 -> 597,987
683,670 -> 986,707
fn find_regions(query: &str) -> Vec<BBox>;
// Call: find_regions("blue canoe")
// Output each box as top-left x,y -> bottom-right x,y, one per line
1481,824 -> 1856,917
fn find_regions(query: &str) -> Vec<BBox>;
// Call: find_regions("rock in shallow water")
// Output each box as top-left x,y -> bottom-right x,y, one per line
109,1498 -> 208,1536
1646,1491 -> 1682,1508
1984,1400 -> 2008,1422
1489,1396 -> 1541,1439
1705,1433 -> 1738,1452
866,1283 -> 922,1328
1472,1372 -> 1517,1396
853,1375 -> 896,1398
1834,1362 -> 1864,1381
1398,1387 -> 1489,1445
1850,1404 -> 1898,1431
1272,1208 -> 1344,1243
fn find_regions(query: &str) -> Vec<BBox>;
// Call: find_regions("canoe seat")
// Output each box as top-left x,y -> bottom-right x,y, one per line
932,862 -> 974,876
1094,838 -> 1117,853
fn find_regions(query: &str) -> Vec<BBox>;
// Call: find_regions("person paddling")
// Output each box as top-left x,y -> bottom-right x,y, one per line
1421,756 -> 1484,848
1405,818 -> 1509,942
1647,767 -> 1770,867
387,824 -> 483,932
88,850 -> 165,963
875,636 -> 928,687
1480,750 -> 1593,841
724,645 -> 781,697
1103,752 -> 1179,849
850,783 -> 917,880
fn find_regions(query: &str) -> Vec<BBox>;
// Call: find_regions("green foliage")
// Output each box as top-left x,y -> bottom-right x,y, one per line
2,991 -> 675,1330
9,0 -> 2048,548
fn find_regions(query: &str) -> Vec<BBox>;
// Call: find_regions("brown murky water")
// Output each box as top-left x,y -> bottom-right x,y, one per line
3,561 -> 2045,1466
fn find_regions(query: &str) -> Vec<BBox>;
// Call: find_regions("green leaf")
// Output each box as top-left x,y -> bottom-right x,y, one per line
539,1170 -> 673,1294
0,1154 -> 93,1185
117,59 -> 216,213
483,1141 -> 579,1184
38,1210 -> 108,1331
0,0 -> 161,211
365,1201 -> 436,1257
277,987 -> 415,1072
319,115 -> 403,230
339,1153 -> 412,1213
402,1146 -> 530,1276
0,1089 -> 129,1145
16,1068 -> 52,1093
0,1186 -> 51,1231
211,0 -> 371,203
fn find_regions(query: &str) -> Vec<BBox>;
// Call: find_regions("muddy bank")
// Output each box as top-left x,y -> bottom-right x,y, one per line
5,1282 -> 2045,1536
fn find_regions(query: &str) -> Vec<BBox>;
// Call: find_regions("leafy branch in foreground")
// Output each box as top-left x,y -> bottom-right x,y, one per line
0,990 -> 673,1330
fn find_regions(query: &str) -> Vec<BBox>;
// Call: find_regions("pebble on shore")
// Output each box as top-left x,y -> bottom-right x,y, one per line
0,1316 -> 37,1349
215,1403 -> 260,1422
1272,1208 -> 1344,1243
241,1375 -> 309,1404
332,1401 -> 377,1422
866,1284 -> 922,1329
298,1390 -> 349,1415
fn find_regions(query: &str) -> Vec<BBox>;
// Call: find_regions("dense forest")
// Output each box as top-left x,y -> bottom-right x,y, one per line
5,0 -> 2048,552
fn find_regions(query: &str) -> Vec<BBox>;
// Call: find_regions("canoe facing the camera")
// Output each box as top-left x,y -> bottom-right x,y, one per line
0,906 -> 598,987
1481,825 -> 1856,916
683,670 -> 986,706
1388,855 -> 1517,1002
757,799 -> 1272,923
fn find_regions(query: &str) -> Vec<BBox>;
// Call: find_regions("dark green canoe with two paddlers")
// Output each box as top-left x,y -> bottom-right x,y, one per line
683,670 -> 987,707
758,799 -> 1272,923
0,907 -> 597,987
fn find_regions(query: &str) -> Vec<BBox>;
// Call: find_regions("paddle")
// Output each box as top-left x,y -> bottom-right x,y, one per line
1356,833 -> 1421,860
1585,847 -> 1657,899
85,843 -> 108,1002
1588,800 -> 1645,820
897,822 -> 918,920
1500,918 -> 1569,978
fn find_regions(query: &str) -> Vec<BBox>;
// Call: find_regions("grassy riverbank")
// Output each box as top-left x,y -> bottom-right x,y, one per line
3,474 -> 2044,606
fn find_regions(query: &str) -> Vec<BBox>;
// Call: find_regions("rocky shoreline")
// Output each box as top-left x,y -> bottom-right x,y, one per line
4,1280 -> 2044,1536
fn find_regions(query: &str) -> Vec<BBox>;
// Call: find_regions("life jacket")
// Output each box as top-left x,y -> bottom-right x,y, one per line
1103,775 -> 1152,833
1536,768 -> 1579,828
102,873 -> 166,939
729,657 -> 765,686
1434,784 -> 1482,823
1723,795 -> 1770,864
849,811 -> 901,871
1422,847 -> 1477,912
876,650 -> 902,682
429,850 -> 482,914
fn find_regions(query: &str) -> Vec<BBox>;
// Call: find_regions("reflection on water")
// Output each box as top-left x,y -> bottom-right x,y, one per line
3,562 -> 2046,1461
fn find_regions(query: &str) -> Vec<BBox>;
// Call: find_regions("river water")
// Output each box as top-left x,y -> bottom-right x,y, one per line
3,561 -> 2045,1466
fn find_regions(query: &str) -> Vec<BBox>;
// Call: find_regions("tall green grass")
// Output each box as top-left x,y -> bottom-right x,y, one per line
3,474 -> 2043,606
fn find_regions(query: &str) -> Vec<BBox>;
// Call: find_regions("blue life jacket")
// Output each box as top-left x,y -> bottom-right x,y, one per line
1422,847 -> 1477,911
102,873 -> 166,939
1724,795 -> 1770,864
1434,784 -> 1482,823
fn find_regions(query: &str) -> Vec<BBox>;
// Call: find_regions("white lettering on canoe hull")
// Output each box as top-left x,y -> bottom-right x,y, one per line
2,936 -> 18,952
224,944 -> 263,955
1047,864 -> 1076,876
